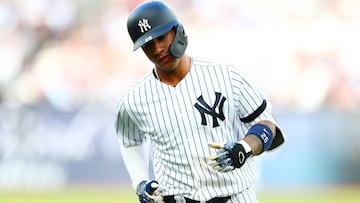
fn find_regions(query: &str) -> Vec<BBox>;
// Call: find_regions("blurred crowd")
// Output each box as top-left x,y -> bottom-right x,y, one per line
0,0 -> 359,112
1,0 -> 360,190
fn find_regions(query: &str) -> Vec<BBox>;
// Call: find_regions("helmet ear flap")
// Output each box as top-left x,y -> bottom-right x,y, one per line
168,24 -> 188,58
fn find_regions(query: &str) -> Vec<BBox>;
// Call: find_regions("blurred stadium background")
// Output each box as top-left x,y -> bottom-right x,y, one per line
0,0 -> 360,202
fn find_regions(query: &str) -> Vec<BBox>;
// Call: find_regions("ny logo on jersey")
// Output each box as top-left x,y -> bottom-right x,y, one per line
194,92 -> 226,128
138,18 -> 152,33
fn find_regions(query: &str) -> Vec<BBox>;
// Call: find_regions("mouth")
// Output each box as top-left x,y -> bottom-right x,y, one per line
159,54 -> 170,63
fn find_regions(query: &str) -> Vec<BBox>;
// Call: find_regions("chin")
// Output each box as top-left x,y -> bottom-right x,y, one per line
158,61 -> 178,71
159,65 -> 176,72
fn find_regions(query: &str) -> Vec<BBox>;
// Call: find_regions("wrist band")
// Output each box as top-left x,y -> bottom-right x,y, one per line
239,140 -> 252,154
246,124 -> 273,153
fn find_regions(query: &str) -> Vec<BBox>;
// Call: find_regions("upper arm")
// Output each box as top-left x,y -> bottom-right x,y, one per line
230,67 -> 285,150
115,98 -> 146,147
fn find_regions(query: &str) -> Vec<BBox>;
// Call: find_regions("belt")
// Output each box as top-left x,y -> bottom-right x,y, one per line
163,195 -> 231,203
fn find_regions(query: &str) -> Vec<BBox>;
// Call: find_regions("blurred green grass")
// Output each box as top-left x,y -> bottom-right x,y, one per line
0,185 -> 359,203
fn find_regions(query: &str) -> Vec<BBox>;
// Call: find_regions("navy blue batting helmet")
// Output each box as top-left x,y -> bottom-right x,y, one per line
127,1 -> 188,58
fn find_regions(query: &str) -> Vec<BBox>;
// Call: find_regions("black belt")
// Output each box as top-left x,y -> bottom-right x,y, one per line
163,195 -> 231,203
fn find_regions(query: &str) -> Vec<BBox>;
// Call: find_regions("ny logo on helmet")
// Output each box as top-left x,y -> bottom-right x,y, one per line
138,18 -> 151,33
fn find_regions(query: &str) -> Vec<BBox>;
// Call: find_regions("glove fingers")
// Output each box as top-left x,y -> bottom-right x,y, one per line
209,162 -> 234,172
208,143 -> 237,173
209,149 -> 228,162
209,154 -> 231,165
220,165 -> 234,173
208,159 -> 218,167
208,157 -> 234,173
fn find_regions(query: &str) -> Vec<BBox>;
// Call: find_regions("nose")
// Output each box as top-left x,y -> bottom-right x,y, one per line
152,39 -> 166,54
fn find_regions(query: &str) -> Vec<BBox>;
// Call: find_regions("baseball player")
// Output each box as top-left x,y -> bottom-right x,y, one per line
116,1 -> 285,203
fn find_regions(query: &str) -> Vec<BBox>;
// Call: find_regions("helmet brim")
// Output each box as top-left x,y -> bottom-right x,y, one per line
133,21 -> 177,51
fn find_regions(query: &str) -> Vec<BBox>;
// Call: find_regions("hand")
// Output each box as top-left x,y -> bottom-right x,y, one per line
208,140 -> 252,173
136,180 -> 163,203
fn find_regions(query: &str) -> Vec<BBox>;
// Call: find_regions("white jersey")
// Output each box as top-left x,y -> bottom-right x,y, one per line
116,57 -> 277,202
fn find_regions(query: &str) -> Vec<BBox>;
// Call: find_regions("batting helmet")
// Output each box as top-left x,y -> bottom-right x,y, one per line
127,1 -> 188,58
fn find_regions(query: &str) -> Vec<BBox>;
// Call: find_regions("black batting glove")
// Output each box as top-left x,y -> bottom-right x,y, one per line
136,180 -> 163,203
208,140 -> 252,173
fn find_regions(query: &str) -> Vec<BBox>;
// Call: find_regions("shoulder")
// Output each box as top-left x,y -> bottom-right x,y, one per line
191,57 -> 244,76
118,72 -> 154,104
191,57 -> 226,67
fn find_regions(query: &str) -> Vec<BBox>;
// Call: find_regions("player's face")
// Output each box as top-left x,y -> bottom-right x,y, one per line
142,29 -> 180,71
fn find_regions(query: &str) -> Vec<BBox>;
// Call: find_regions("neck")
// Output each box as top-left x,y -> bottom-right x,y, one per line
156,55 -> 191,86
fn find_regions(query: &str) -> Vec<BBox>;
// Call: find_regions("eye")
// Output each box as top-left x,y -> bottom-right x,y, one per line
157,34 -> 166,41
142,33 -> 167,50
142,41 -> 154,50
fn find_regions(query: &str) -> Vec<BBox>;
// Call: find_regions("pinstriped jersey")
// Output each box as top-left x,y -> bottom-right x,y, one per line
116,57 -> 277,201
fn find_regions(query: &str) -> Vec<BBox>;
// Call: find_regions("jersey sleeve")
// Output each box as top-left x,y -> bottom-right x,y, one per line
230,66 -> 267,122
115,97 -> 146,147
230,66 -> 285,149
